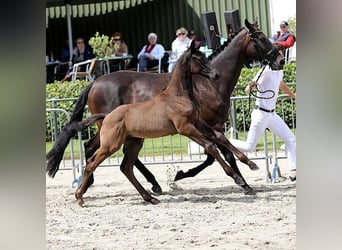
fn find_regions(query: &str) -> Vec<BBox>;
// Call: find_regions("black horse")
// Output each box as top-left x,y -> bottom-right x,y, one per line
47,19 -> 284,195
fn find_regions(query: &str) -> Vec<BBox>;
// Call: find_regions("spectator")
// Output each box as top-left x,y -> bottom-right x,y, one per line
110,32 -> 128,56
188,30 -> 201,48
271,21 -> 296,49
168,27 -> 192,72
137,32 -> 168,72
109,32 -> 129,72
60,37 -> 94,82
60,39 -> 70,62
230,49 -> 297,182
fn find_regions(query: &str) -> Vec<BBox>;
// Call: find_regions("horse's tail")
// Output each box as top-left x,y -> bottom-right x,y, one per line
46,82 -> 94,178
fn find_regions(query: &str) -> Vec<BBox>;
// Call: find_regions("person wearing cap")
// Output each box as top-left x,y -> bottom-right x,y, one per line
168,27 -> 192,72
137,32 -> 166,72
271,21 -> 296,49
188,30 -> 201,48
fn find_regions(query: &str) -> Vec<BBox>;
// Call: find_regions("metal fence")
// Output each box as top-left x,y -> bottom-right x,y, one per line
46,92 -> 296,186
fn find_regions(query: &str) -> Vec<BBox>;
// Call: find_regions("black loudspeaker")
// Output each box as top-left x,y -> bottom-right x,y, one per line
224,9 -> 241,36
200,11 -> 221,49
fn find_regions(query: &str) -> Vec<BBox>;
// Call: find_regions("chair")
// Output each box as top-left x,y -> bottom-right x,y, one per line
70,59 -> 97,82
284,42 -> 296,63
137,57 -> 162,73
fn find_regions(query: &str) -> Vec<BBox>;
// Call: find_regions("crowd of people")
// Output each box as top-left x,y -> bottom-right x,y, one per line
48,20 -> 296,80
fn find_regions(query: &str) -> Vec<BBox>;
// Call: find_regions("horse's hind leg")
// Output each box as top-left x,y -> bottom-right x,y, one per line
75,146 -> 112,207
82,132 -> 100,193
121,138 -> 160,204
174,154 -> 215,181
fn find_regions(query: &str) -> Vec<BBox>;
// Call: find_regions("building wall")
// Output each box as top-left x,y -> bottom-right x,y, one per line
46,0 -> 271,64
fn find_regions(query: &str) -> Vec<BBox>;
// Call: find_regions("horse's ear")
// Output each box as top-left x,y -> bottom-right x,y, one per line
189,40 -> 196,53
245,18 -> 258,32
245,19 -> 251,29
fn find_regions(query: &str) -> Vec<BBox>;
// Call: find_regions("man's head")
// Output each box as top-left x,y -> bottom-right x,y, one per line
76,38 -> 85,50
148,33 -> 158,45
280,21 -> 289,33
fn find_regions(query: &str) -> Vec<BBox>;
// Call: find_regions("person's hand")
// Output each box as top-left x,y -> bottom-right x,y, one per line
245,81 -> 258,94
148,56 -> 155,60
249,81 -> 258,89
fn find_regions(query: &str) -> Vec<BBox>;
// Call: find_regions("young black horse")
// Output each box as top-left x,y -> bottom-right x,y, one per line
46,19 -> 284,195
71,44 -> 253,206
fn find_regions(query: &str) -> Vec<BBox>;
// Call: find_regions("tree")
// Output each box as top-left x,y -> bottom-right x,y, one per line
288,16 -> 296,36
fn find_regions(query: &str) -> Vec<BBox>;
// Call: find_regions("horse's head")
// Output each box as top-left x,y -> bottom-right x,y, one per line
245,19 -> 285,70
183,41 -> 220,81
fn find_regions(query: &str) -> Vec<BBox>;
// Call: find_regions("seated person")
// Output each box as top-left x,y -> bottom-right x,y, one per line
168,27 -> 192,72
271,21 -> 296,49
109,32 -> 129,72
60,37 -> 94,83
137,32 -> 168,72
188,30 -> 201,48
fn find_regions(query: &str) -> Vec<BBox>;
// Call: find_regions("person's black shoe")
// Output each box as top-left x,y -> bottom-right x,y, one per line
289,175 -> 296,182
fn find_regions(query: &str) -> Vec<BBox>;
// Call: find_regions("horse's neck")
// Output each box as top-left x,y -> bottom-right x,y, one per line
166,64 -> 193,94
212,31 -> 249,96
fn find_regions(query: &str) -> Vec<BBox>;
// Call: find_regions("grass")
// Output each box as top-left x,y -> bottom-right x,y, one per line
46,129 -> 295,159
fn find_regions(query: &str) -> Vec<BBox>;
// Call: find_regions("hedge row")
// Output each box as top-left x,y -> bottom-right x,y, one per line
46,63 -> 296,141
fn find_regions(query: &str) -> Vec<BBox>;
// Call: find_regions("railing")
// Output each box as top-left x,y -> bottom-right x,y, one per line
46,91 -> 296,186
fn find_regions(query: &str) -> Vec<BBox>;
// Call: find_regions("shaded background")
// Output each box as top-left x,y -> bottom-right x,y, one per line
46,0 -> 272,65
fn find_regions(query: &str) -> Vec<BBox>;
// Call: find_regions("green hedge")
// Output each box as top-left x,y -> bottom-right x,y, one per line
46,63 -> 296,141
46,80 -> 91,141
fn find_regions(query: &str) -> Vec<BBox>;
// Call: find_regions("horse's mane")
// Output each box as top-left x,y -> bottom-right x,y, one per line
207,40 -> 230,61
207,27 -> 247,60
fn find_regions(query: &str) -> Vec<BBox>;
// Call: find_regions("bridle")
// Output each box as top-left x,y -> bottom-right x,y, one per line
247,29 -> 280,66
245,28 -> 278,112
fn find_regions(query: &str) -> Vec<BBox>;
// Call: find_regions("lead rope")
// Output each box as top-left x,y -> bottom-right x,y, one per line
247,65 -> 275,113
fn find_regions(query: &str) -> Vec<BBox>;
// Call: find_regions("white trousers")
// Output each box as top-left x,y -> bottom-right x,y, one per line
230,109 -> 296,170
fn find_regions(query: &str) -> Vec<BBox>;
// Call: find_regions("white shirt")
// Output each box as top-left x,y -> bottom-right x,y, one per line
170,37 -> 192,60
137,44 -> 165,60
253,65 -> 283,110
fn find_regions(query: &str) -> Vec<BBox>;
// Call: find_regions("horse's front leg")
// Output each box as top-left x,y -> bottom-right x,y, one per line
217,144 -> 256,195
198,122 -> 259,171
134,158 -> 163,194
178,124 -> 245,187
214,131 -> 259,171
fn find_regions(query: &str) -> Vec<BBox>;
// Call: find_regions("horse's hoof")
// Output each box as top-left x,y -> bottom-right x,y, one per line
76,198 -> 85,207
150,198 -> 160,205
152,185 -> 163,195
249,162 -> 259,171
174,170 -> 184,181
244,188 -> 256,195
289,175 -> 296,182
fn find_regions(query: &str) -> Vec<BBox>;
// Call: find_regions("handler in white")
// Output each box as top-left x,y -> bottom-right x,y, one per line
230,64 -> 297,181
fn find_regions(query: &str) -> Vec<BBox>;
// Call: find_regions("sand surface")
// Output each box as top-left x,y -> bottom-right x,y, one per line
46,159 -> 296,250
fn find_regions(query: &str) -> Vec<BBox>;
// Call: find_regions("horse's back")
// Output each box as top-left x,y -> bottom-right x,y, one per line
88,71 -> 171,114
